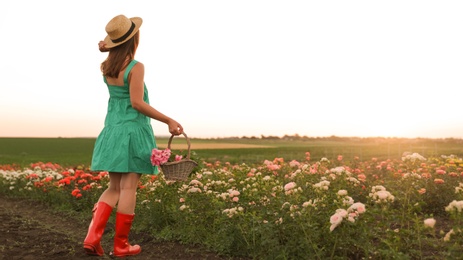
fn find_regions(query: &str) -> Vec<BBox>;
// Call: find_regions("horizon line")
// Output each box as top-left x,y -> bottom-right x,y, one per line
1,135 -> 462,140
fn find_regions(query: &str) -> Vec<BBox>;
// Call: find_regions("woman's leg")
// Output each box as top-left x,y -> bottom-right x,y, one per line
116,172 -> 141,214
97,172 -> 122,208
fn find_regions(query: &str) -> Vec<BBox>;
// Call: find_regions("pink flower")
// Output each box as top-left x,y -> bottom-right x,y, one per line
289,160 -> 300,168
284,182 -> 297,191
357,174 -> 366,182
436,169 -> 446,175
421,173 -> 432,179
330,213 -> 343,225
336,209 -> 348,218
267,164 -> 280,171
150,148 -> 171,166
229,190 -> 240,197
349,202 -> 366,214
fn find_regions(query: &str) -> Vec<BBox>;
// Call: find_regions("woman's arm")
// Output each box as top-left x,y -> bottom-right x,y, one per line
129,62 -> 183,135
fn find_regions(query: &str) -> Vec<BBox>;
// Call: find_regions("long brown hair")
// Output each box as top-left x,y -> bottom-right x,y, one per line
101,31 -> 140,78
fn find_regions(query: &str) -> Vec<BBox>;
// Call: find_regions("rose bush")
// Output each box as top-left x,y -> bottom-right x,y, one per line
1,153 -> 463,258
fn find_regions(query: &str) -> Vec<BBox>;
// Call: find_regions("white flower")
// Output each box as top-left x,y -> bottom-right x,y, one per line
313,180 -> 330,191
445,200 -> 463,213
371,185 -> 386,193
342,196 -> 354,206
187,187 -> 202,193
302,199 -> 318,209
370,189 -> 395,204
189,179 -> 203,187
424,218 -> 436,228
376,190 -> 390,200
331,167 -> 346,175
444,229 -> 455,242
402,152 -> 427,162
455,183 -> 463,194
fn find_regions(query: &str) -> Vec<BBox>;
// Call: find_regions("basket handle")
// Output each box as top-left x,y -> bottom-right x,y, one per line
167,132 -> 192,159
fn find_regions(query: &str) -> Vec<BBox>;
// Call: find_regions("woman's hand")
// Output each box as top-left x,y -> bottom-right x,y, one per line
98,41 -> 109,52
168,120 -> 183,136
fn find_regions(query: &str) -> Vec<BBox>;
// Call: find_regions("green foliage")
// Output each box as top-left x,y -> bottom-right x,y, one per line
2,141 -> 463,259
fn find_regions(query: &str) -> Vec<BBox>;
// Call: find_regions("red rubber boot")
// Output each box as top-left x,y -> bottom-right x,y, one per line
83,201 -> 113,256
111,212 -> 141,257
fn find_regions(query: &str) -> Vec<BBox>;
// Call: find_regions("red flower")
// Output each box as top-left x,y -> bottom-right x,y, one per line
34,182 -> 44,188
26,173 -> 39,179
71,188 -> 81,198
58,177 -> 72,185
43,176 -> 53,182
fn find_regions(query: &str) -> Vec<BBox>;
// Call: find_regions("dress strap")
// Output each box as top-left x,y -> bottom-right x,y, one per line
123,60 -> 138,86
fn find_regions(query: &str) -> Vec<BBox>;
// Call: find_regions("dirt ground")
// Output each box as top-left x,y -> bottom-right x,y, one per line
0,194 -> 243,260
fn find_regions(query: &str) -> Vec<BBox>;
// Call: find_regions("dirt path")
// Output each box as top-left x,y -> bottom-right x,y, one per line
0,194 -> 240,260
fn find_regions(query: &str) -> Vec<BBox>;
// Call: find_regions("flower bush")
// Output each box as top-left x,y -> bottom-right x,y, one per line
1,152 -> 463,258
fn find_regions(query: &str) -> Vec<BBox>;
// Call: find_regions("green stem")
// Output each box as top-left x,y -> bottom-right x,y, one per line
330,234 -> 338,259
299,222 -> 322,260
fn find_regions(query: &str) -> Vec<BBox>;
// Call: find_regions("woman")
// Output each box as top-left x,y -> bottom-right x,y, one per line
83,14 -> 183,257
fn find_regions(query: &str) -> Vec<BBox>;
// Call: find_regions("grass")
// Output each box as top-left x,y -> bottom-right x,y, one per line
1,137 -> 463,167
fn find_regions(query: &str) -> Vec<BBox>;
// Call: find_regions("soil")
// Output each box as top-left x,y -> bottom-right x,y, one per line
0,194 -> 244,260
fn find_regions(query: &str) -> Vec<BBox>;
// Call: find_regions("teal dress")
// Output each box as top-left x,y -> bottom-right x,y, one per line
91,60 -> 158,175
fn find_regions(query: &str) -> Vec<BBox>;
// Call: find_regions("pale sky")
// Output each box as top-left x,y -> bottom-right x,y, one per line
1,0 -> 462,139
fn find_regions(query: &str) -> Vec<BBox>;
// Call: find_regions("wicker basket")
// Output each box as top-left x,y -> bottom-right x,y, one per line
160,133 -> 198,181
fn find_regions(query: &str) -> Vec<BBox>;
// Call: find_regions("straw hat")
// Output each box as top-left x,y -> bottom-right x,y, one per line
103,15 -> 142,48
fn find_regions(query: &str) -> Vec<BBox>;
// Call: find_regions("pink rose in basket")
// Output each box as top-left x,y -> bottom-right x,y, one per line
175,155 -> 183,161
150,148 -> 171,166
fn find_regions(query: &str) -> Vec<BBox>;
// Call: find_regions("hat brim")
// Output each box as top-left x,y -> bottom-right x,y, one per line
103,17 -> 142,49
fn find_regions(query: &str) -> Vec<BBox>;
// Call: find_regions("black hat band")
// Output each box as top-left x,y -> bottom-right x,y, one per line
111,22 -> 135,43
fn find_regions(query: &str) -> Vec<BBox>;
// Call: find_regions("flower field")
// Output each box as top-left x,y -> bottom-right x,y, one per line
1,152 -> 463,259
